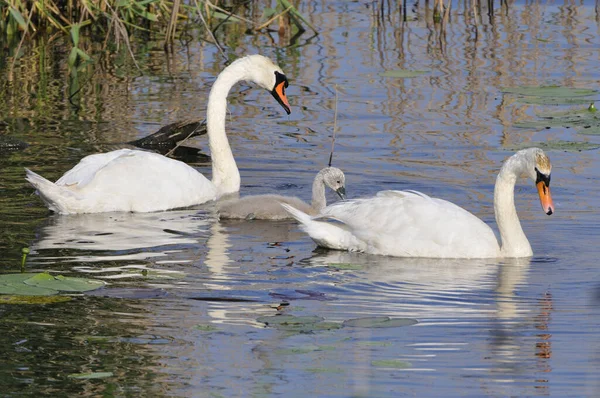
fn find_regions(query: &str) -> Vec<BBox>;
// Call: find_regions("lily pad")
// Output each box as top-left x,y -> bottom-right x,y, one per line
257,315 -> 341,332
379,70 -> 428,78
24,273 -> 105,292
515,109 -> 600,128
0,274 -> 58,296
68,372 -> 114,379
502,86 -> 598,105
0,272 -> 105,297
371,359 -> 412,368
514,96 -> 594,105
506,140 -> 600,152
342,316 -> 418,328
514,106 -> 600,137
578,126 -> 600,136
194,324 -> 220,333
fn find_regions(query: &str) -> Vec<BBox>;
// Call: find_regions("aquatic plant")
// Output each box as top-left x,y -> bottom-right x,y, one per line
1,0 -> 316,64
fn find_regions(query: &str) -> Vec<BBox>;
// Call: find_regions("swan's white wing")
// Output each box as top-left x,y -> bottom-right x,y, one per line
319,191 -> 500,258
36,149 -> 217,213
56,149 -> 137,187
375,190 -> 429,199
76,150 -> 217,212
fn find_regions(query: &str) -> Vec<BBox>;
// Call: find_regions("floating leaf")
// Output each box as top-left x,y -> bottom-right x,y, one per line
257,314 -> 340,332
24,273 -> 105,292
257,314 -> 323,326
578,126 -> 600,136
515,96 -> 594,105
0,274 -> 58,296
309,321 -> 342,331
506,140 -> 600,152
194,324 -> 219,333
371,359 -> 412,368
514,106 -> 600,135
68,372 -> 114,380
379,70 -> 428,78
0,273 -> 104,297
342,316 -> 418,328
502,86 -> 598,98
269,290 -> 335,301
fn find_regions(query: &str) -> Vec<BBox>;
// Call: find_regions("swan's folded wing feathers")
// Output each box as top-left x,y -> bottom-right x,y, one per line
56,149 -> 137,188
320,193 -> 498,257
375,190 -> 430,199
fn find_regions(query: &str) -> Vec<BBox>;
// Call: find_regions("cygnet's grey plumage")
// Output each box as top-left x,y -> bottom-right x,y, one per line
217,167 -> 346,220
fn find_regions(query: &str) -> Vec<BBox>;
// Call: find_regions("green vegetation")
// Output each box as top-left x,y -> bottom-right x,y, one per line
1,0 -> 315,68
0,271 -> 105,297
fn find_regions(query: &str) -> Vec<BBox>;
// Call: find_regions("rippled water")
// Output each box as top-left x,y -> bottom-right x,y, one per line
1,1 -> 600,396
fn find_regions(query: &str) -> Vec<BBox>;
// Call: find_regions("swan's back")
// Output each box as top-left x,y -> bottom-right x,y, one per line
318,190 -> 500,258
28,150 -> 216,213
218,194 -> 314,220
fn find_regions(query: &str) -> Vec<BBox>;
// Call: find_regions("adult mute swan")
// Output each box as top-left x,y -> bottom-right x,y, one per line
25,54 -> 291,214
217,167 -> 346,220
282,148 -> 554,258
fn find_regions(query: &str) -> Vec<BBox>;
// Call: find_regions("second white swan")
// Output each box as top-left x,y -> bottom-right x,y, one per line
25,54 -> 291,214
283,148 -> 554,258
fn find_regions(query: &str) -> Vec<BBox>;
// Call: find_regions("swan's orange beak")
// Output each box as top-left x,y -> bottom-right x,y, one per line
536,181 -> 554,215
271,71 -> 291,115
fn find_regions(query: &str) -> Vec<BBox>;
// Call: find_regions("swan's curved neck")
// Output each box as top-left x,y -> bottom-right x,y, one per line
494,154 -> 533,257
207,62 -> 251,196
311,172 -> 327,211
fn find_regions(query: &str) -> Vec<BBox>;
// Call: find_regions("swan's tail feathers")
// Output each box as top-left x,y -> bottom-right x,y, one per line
281,204 -> 365,252
25,168 -> 80,214
281,203 -> 312,225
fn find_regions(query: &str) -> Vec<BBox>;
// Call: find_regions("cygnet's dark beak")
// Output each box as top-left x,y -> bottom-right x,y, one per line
336,187 -> 346,200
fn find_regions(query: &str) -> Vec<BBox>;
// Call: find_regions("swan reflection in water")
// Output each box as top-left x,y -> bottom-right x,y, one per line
304,250 -> 531,321
31,209 -> 213,262
29,209 -> 553,394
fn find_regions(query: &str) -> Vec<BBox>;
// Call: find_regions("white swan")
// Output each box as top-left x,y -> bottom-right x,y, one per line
282,148 -> 554,258
25,54 -> 291,214
217,167 -> 346,220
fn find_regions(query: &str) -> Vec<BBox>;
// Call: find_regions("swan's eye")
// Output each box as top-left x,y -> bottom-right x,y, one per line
274,71 -> 289,89
535,167 -> 551,187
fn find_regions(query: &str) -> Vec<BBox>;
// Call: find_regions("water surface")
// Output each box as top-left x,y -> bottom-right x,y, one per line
1,1 -> 600,396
